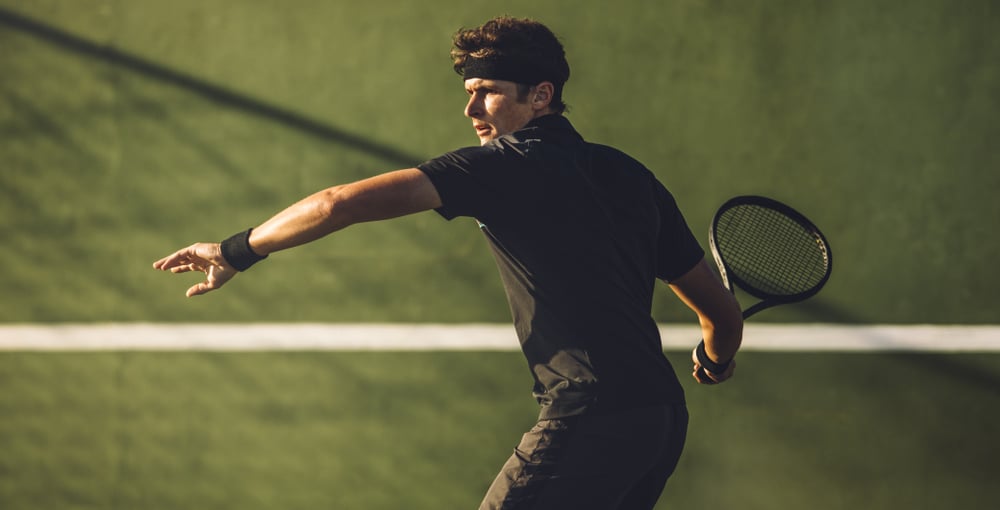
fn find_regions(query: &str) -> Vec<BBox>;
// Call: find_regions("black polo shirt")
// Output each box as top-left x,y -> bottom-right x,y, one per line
418,115 -> 704,419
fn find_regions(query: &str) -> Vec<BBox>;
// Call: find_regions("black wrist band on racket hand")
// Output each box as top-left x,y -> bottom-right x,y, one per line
696,340 -> 732,375
220,228 -> 267,271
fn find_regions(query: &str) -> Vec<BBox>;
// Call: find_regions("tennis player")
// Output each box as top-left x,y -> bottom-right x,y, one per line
154,16 -> 742,510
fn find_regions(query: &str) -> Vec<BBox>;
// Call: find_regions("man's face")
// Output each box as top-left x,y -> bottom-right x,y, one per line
463,78 -> 535,145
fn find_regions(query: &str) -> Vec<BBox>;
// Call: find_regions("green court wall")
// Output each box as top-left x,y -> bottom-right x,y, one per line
1,0 -> 997,324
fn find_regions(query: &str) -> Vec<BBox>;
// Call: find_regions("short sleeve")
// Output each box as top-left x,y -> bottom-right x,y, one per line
416,145 -> 511,220
653,182 -> 704,281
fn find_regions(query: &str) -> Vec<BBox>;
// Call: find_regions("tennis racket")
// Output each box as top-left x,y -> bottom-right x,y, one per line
695,195 -> 833,380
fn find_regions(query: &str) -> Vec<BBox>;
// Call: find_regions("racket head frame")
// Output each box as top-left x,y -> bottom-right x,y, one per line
708,195 -> 833,319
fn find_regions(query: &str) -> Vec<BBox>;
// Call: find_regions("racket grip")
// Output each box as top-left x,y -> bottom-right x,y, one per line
695,340 -> 732,375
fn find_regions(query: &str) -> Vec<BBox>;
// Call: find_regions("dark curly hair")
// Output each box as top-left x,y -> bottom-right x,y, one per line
451,16 -> 570,114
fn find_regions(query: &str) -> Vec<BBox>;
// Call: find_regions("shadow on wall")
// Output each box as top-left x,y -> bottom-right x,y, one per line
0,6 -> 424,169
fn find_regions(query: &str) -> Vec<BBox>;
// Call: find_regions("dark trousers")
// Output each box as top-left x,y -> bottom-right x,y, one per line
479,403 -> 689,510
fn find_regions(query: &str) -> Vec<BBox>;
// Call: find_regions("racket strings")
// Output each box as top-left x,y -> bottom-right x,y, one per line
715,204 -> 830,297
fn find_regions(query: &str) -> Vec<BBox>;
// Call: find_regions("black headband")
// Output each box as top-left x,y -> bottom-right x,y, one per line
461,55 -> 550,85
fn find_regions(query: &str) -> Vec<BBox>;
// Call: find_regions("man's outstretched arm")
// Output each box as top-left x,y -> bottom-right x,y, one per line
152,168 -> 441,297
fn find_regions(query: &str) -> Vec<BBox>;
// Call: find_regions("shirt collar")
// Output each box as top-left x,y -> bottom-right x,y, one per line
515,114 -> 584,145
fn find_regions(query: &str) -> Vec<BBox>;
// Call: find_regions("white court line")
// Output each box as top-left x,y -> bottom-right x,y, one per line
0,323 -> 998,351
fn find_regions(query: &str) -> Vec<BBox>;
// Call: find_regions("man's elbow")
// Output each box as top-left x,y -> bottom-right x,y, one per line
317,185 -> 358,230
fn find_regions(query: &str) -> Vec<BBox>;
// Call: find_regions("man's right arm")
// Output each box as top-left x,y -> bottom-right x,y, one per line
248,168 -> 442,255
667,259 -> 744,384
153,168 -> 442,297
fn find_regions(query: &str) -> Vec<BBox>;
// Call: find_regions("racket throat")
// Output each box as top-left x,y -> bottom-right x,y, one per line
742,300 -> 776,320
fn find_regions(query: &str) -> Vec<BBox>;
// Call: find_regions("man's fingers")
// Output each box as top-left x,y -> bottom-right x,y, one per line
152,257 -> 174,270
691,345 -> 735,385
153,250 -> 185,270
692,366 -> 717,385
155,243 -> 235,297
186,272 -> 234,297
170,263 -> 201,274
692,360 -> 735,385
153,247 -> 195,270
186,282 -> 212,297
153,244 -> 215,271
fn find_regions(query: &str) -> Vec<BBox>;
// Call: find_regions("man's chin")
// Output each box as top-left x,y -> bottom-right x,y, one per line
475,127 -> 497,145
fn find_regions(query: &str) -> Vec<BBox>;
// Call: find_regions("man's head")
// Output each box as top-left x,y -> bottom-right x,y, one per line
451,16 -> 570,144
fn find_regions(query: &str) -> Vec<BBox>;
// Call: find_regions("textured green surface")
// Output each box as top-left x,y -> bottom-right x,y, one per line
2,0 -> 998,324
1,350 -> 997,509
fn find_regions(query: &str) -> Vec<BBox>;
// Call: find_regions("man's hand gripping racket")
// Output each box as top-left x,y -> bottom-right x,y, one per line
694,195 -> 833,384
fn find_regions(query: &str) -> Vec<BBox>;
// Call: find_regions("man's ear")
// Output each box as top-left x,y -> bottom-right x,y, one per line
532,82 -> 555,111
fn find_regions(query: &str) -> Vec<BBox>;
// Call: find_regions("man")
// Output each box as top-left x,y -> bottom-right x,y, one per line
154,16 -> 742,510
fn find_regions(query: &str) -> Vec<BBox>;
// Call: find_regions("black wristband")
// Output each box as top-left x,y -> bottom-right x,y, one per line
696,340 -> 732,375
220,228 -> 267,271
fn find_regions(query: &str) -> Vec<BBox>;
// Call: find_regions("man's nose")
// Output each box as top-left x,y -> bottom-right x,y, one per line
464,95 -> 482,118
